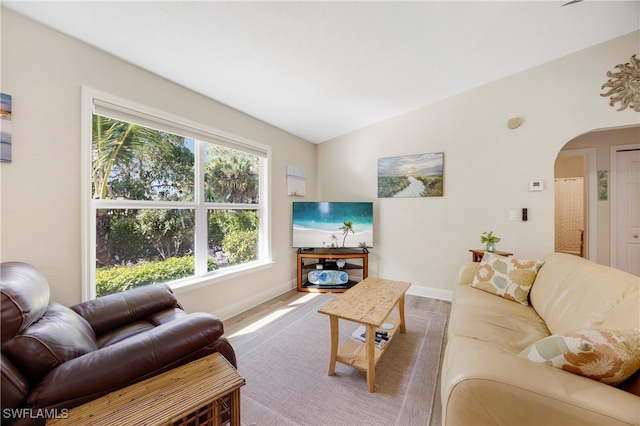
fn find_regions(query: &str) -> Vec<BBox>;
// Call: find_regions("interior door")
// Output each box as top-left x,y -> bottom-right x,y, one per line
614,149 -> 640,276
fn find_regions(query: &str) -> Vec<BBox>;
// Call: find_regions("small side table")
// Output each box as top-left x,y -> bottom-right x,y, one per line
469,249 -> 513,262
48,353 -> 245,426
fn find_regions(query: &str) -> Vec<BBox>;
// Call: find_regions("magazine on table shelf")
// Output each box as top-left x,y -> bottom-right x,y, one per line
351,325 -> 389,349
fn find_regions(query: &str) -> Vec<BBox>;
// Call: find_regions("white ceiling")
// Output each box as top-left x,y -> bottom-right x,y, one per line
3,1 -> 639,143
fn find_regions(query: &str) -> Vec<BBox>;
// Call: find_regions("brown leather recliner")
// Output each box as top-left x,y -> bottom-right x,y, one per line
1,261 -> 236,425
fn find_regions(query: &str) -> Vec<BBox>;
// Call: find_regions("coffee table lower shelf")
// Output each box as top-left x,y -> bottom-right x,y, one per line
336,317 -> 402,372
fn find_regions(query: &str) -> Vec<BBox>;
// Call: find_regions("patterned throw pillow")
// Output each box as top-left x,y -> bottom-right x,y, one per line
519,328 -> 640,385
470,253 -> 544,305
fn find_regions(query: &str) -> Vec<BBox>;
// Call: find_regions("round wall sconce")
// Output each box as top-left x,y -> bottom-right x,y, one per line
507,117 -> 522,129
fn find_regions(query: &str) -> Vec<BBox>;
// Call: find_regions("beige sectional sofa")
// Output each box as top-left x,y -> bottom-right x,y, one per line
441,252 -> 640,426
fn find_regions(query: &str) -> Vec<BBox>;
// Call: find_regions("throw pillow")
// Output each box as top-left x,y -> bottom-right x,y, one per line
470,253 -> 544,305
519,328 -> 640,386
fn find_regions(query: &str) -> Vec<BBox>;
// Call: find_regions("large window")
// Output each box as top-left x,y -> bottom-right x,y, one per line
82,89 -> 270,299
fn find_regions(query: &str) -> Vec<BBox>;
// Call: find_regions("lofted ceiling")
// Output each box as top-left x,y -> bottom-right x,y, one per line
3,1 -> 639,143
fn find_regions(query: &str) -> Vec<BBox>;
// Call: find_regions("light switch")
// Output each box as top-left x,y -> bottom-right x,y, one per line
509,210 -> 518,221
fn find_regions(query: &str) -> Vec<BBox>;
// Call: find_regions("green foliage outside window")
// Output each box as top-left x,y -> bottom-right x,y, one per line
96,256 -> 218,297
92,114 -> 261,297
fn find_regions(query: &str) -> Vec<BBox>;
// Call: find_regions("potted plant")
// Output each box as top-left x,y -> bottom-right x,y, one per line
480,231 -> 501,253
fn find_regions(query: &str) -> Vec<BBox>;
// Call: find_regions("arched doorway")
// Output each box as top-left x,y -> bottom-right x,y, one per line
555,126 -> 640,273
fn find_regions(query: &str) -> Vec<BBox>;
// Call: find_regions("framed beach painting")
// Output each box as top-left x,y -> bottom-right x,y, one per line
1,93 -> 11,163
378,152 -> 444,198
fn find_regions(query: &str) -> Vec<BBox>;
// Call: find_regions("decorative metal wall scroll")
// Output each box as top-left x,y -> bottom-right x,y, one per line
601,54 -> 640,112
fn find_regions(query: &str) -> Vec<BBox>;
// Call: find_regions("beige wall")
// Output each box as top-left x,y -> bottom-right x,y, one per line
317,31 -> 640,299
0,9 -> 317,316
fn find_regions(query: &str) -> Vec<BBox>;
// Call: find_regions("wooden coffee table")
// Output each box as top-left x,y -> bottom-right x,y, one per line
317,277 -> 411,392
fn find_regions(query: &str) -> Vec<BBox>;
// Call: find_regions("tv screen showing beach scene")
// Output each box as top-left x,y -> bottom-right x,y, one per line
292,202 -> 373,249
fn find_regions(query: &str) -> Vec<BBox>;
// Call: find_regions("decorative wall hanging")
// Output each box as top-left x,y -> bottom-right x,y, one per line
378,152 -> 444,198
1,93 -> 12,163
287,165 -> 306,196
598,170 -> 608,201
600,54 -> 640,112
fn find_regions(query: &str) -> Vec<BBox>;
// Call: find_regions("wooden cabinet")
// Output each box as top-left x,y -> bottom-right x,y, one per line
48,353 -> 244,426
297,249 -> 368,292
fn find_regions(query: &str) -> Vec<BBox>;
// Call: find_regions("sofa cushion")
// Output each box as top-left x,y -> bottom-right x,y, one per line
470,253 -> 544,305
531,253 -> 640,334
449,284 -> 551,353
519,328 -> 640,386
3,303 -> 98,384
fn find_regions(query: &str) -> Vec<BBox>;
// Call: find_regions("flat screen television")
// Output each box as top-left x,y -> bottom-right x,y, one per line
292,201 -> 373,249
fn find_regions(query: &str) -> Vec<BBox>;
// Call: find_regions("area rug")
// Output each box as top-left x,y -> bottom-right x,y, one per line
229,293 -> 448,426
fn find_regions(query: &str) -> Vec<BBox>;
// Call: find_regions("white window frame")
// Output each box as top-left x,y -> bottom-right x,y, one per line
81,87 -> 272,301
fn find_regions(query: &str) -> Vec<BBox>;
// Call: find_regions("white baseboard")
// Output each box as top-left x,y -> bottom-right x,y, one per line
215,279 -> 297,321
214,281 -> 452,321
407,285 -> 453,302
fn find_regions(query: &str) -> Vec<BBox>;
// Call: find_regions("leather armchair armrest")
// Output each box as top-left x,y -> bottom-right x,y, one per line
28,312 -> 227,410
455,262 -> 479,286
71,284 -> 180,335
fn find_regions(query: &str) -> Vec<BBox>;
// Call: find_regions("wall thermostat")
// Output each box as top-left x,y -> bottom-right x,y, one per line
529,180 -> 544,191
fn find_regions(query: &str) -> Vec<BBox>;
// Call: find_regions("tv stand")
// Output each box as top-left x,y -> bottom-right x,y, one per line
297,249 -> 369,293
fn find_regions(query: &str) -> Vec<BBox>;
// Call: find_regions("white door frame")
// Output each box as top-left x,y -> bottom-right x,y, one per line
557,148 -> 597,261
610,143 -> 640,268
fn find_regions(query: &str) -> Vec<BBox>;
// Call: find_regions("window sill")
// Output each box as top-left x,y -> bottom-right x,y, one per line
170,259 -> 274,295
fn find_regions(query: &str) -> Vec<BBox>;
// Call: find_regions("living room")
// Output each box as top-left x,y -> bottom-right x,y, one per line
1,2 -> 639,425
1,2 -> 637,318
